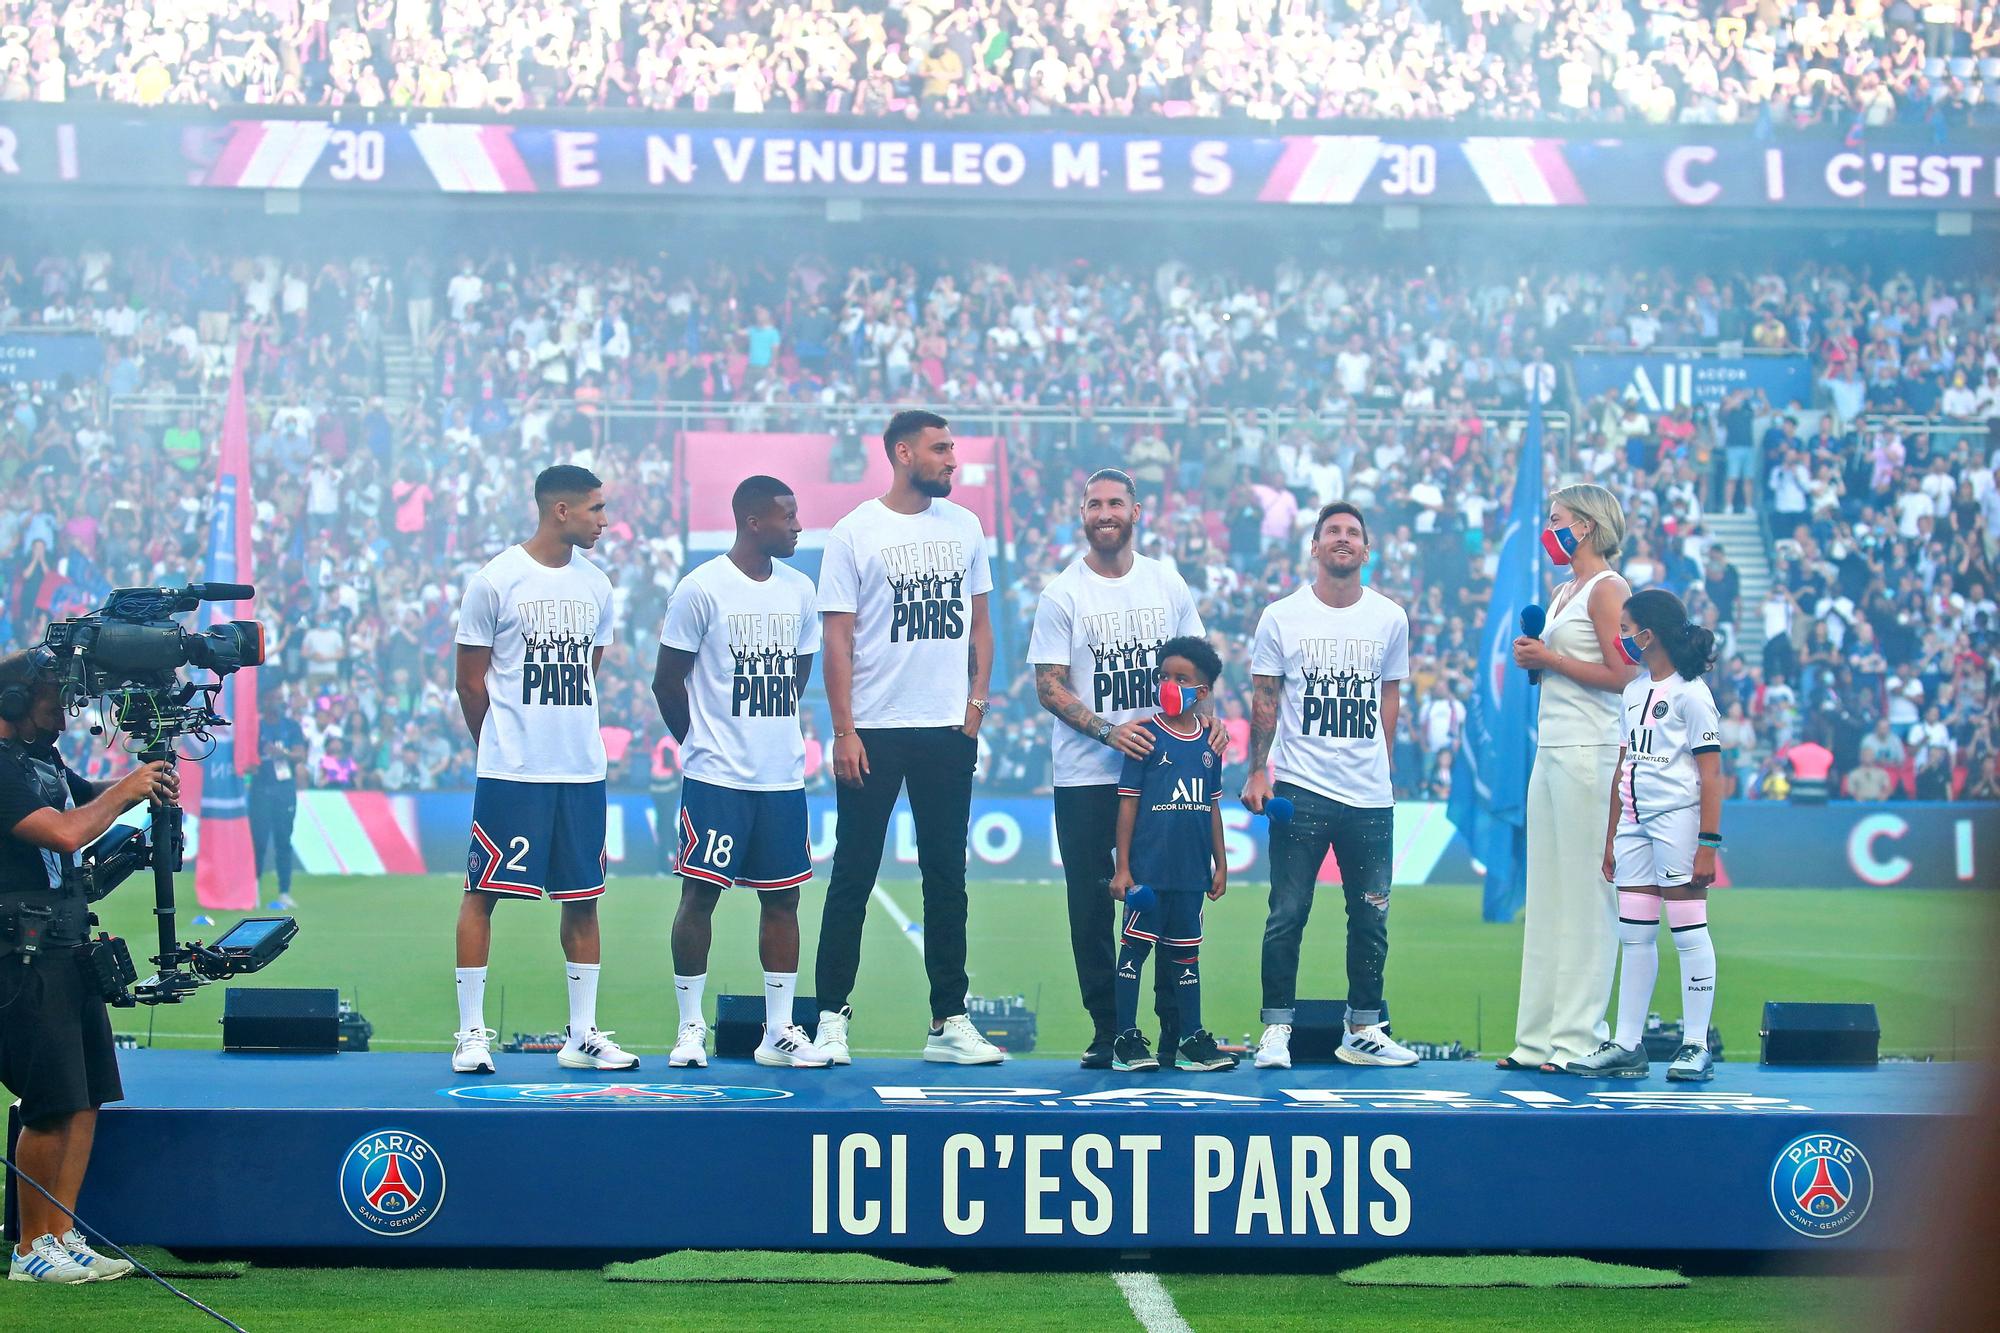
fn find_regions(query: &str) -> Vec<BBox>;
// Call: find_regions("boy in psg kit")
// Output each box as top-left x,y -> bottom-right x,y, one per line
450,465 -> 635,1076
1108,637 -> 1236,1074
652,476 -> 832,1070
1243,502 -> 1419,1071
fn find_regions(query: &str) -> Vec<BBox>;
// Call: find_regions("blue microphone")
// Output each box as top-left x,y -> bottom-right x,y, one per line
1124,884 -> 1157,913
1520,603 -> 1547,686
1265,796 -> 1294,824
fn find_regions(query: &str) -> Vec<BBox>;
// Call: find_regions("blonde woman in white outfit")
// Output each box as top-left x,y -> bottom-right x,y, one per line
1497,484 -> 1636,1073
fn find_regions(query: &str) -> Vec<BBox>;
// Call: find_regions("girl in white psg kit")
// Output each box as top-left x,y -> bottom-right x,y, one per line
1569,589 -> 1725,1083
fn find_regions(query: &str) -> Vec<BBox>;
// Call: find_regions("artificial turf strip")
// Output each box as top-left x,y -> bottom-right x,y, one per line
1341,1256 -> 1687,1289
604,1250 -> 952,1284
118,1246 -> 249,1278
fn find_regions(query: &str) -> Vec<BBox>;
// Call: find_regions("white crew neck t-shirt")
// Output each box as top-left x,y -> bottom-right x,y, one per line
815,497 -> 993,728
1027,553 -> 1205,787
455,544 -> 616,783
1249,584 -> 1410,808
660,555 -> 822,791
1617,671 -> 1721,821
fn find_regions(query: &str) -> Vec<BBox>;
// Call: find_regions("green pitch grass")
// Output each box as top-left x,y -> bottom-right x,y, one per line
90,874 -> 1991,1060
3,1264 -> 1901,1332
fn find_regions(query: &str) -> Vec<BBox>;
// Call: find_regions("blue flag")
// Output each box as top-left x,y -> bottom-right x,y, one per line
1448,397 -> 1543,922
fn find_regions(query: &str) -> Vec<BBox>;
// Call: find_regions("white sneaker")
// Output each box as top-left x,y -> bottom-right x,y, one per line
9,1233 -> 93,1283
61,1230 -> 132,1281
923,1013 -> 1006,1065
1253,1024 -> 1293,1069
1337,1022 -> 1420,1067
451,1027 -> 497,1074
756,1023 -> 833,1068
815,1007 -> 852,1065
558,1026 -> 640,1071
668,1021 -> 709,1068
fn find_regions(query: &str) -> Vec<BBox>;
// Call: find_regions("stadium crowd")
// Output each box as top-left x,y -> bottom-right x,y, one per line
4,0 -> 2000,128
0,240 -> 1996,807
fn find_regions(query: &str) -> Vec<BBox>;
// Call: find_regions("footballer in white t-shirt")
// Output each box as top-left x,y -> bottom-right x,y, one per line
449,465 -> 635,1077
652,476 -> 832,1070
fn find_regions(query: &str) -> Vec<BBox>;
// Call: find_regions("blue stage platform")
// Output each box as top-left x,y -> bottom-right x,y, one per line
34,1051 -> 1969,1253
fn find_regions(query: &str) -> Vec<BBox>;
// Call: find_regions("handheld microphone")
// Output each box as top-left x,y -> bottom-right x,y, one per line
1520,604 -> 1547,686
1265,796 -> 1294,824
1124,884 -> 1157,913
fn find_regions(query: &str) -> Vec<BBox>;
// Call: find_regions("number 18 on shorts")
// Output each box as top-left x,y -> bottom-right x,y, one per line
466,778 -> 609,900
675,778 -> 813,891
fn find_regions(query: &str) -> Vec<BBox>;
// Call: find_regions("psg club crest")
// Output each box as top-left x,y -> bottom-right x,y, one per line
1769,1133 -> 1873,1238
340,1129 -> 446,1237
442,1083 -> 793,1106
1652,700 -> 1670,720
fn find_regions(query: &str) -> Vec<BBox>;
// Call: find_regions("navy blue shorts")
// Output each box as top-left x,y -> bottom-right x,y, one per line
1122,888 -> 1204,950
465,778 -> 607,901
675,778 -> 812,891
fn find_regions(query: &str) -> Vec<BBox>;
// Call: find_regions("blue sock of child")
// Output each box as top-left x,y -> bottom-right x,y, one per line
1165,948 -> 1201,1035
1114,938 -> 1150,1034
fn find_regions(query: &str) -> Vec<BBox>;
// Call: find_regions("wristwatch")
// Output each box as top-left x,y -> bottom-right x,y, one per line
1093,721 -> 1114,745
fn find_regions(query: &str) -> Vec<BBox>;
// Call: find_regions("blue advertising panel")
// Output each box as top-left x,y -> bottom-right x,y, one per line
1572,352 -> 1817,412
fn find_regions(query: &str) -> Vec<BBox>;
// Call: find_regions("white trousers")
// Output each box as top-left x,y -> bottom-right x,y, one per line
1508,744 -> 1621,1067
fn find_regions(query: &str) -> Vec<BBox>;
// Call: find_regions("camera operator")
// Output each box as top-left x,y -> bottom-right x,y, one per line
0,650 -> 174,1284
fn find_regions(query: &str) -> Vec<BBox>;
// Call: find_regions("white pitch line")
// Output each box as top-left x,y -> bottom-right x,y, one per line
1115,1272 -> 1193,1333
871,883 -> 926,958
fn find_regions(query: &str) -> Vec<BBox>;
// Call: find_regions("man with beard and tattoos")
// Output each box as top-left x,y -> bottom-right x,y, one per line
1029,467 -> 1223,1068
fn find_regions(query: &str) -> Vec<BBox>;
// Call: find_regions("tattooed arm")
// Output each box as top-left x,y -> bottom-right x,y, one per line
1240,672 -> 1282,812
1036,662 -> 1156,761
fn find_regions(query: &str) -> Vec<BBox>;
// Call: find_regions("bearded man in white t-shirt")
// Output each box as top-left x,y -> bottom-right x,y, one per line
812,410 -> 1004,1065
1242,501 -> 1418,1071
449,465 -> 633,1077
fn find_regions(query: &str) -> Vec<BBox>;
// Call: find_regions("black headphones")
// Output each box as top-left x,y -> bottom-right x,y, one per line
0,647 -> 57,723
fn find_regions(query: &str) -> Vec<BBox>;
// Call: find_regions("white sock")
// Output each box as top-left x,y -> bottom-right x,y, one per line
674,973 -> 707,1030
455,967 -> 487,1033
763,971 -> 798,1038
1613,893 -> 1660,1050
1674,925 -> 1717,1046
566,961 -> 600,1036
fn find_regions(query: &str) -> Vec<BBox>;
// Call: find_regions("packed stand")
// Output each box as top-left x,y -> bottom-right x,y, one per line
5,0 -> 2000,129
0,242 -> 1994,801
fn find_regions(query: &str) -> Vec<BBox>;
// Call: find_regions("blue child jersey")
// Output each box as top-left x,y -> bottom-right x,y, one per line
1116,718 -> 1223,892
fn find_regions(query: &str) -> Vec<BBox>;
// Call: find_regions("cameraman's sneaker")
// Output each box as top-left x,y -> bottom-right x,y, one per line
1176,1030 -> 1240,1072
1566,1039 -> 1650,1078
924,1013 -> 1006,1064
61,1230 -> 132,1281
756,1024 -> 833,1068
558,1026 -> 640,1071
1112,1028 -> 1159,1072
668,1021 -> 709,1068
1337,1023 -> 1419,1067
451,1027 -> 496,1074
1253,1023 -> 1293,1069
10,1234 -> 93,1284
1666,1043 -> 1715,1082
815,1007 -> 852,1065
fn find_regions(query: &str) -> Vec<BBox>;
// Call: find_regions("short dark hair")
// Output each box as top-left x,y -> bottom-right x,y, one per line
883,409 -> 949,461
535,464 -> 602,508
1084,467 -> 1136,497
1156,634 -> 1222,688
732,474 -> 794,524
1314,501 -> 1369,543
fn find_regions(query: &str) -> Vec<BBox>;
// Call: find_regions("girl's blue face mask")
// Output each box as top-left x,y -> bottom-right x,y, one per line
1618,630 -> 1650,666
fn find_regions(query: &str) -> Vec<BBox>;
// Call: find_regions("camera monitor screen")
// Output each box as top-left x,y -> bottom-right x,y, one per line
214,918 -> 289,951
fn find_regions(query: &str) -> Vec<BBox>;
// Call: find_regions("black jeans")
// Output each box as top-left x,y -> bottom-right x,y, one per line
816,726 -> 976,1022
249,784 -> 297,897
1053,784 -> 1179,1044
1260,781 -> 1395,1027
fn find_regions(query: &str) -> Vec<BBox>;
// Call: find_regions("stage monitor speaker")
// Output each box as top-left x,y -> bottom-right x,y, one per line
1287,999 -> 1390,1064
222,987 -> 340,1054
714,993 -> 820,1058
1759,1002 -> 1879,1066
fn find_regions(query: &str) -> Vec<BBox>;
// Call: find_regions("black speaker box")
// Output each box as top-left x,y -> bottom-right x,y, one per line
714,993 -> 820,1058
222,987 -> 340,1054
1287,999 -> 1390,1063
1759,1002 -> 1879,1066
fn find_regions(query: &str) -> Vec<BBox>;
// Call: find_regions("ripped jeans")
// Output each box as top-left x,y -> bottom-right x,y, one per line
1260,781 -> 1395,1027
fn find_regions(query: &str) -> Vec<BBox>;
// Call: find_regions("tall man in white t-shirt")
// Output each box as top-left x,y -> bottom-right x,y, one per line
652,475 -> 832,1070
813,410 -> 1004,1064
449,465 -> 636,1076
1243,501 -> 1419,1070
1029,467 -> 1214,1068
